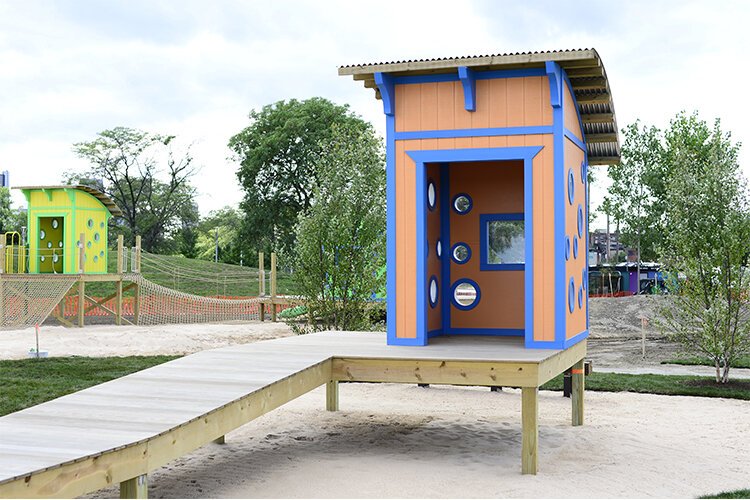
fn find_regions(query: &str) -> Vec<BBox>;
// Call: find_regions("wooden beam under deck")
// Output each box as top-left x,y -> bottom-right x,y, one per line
0,333 -> 586,498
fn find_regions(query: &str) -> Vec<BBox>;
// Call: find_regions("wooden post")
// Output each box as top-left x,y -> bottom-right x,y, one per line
117,235 -> 124,274
259,302 -> 265,322
0,243 -> 5,274
572,359 -> 585,426
134,235 -> 141,273
78,233 -> 85,273
521,387 -> 538,475
120,474 -> 147,499
270,252 -> 277,322
115,279 -> 123,326
258,252 -> 265,296
326,380 -> 339,411
77,279 -> 85,328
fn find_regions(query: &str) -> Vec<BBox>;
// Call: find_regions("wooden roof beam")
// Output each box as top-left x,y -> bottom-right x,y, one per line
581,113 -> 614,123
585,133 -> 619,143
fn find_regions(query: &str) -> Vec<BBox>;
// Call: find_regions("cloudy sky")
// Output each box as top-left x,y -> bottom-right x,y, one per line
0,0 -> 747,229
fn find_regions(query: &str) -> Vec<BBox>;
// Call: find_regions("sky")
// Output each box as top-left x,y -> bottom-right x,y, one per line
1,0 -> 748,230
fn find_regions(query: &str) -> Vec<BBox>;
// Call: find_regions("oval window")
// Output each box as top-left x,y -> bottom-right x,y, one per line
40,230 -> 46,240
77,241 -> 83,249
565,236 -> 571,261
429,276 -> 438,308
578,285 -> 584,309
568,169 -> 575,205
93,255 -> 99,263
451,243 -> 471,264
47,242 -> 52,249
436,239 -> 442,259
51,219 -> 59,229
100,221 -> 105,229
581,160 -> 587,184
53,254 -> 59,263
59,241 -> 63,247
87,219 -> 94,229
87,241 -> 92,248
452,280 -> 480,309
40,255 -> 45,262
452,194 -> 472,214
573,237 -> 579,259
568,278 -> 576,313
577,205 -> 584,238
427,181 -> 437,210
94,233 -> 100,242
100,250 -> 105,258
582,268 -> 587,291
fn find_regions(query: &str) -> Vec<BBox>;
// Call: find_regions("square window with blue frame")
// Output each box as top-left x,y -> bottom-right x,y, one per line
480,213 -> 524,271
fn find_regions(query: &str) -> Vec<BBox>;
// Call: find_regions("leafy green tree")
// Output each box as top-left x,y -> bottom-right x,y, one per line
0,187 -> 15,234
602,121 -> 665,274
659,112 -> 750,383
195,207 -> 244,264
69,127 -> 198,252
228,98 -> 371,257
294,124 -> 385,331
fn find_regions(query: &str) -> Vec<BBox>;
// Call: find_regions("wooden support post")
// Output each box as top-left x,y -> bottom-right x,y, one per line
77,279 -> 85,328
120,474 -> 147,499
78,233 -> 85,273
213,435 -> 226,445
259,302 -> 265,322
521,387 -> 538,475
270,252 -> 277,322
258,252 -> 265,296
133,281 -> 140,326
117,235 -> 124,274
571,359 -> 585,426
326,380 -> 339,411
0,243 -> 5,274
134,235 -> 141,273
115,279 -> 123,326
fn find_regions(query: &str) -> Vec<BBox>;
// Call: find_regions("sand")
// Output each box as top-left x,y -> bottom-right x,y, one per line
3,321 -> 750,498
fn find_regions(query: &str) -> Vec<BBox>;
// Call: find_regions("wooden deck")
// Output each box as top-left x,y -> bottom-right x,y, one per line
0,332 -> 586,498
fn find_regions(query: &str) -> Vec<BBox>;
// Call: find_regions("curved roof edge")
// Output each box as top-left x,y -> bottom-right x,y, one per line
339,48 -> 620,165
14,185 -> 124,217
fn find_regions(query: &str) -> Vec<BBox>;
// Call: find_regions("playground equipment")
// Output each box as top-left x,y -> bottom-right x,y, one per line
340,47 -> 620,472
0,185 -> 288,329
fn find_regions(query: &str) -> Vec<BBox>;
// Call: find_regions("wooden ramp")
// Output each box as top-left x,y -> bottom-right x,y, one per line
0,332 -> 586,498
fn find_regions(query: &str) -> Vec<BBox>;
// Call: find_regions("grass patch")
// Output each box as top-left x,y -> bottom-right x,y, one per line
662,356 -> 750,370
541,372 -> 750,400
0,356 -> 179,417
699,489 -> 750,499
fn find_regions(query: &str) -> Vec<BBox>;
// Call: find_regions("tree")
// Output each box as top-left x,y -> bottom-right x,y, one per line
195,207 -> 245,264
659,112 -> 750,383
0,187 -> 15,233
228,98 -> 371,257
294,124 -> 386,331
69,127 -> 198,253
601,121 -> 665,275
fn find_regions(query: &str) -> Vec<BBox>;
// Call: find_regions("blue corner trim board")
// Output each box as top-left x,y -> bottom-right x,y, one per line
385,114 -> 397,345
415,158 -> 427,345
458,66 -> 476,112
564,329 -> 589,349
374,72 -> 395,116
545,61 -> 562,108
479,213 -> 526,271
563,72 -> 588,148
394,125 -> 553,141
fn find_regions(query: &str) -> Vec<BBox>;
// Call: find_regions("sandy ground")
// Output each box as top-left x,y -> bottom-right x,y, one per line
75,383 -> 750,499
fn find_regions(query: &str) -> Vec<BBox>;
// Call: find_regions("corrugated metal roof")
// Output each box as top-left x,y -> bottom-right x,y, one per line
14,185 -> 123,217
339,48 -> 620,165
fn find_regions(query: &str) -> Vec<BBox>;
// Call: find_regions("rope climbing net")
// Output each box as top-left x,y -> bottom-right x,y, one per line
0,277 -> 78,330
127,274 -> 262,325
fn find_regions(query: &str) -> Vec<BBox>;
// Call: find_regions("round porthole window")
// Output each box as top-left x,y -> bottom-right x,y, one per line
427,180 -> 437,210
577,205 -> 584,238
40,230 -> 46,240
452,280 -> 480,310
87,241 -> 92,248
94,233 -> 100,242
429,276 -> 438,308
47,242 -> 52,248
436,239 -> 442,259
451,243 -> 471,264
573,237 -> 579,259
87,219 -> 94,229
568,278 -> 576,313
568,169 -> 575,205
452,194 -> 472,214
51,219 -> 59,229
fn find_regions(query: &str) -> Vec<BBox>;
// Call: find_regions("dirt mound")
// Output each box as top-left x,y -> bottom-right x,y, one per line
589,295 -> 665,338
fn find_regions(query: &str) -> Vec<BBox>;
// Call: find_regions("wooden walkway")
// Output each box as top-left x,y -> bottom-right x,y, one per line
0,332 -> 586,498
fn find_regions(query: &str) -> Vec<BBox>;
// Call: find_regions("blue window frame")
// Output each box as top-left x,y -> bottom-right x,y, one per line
480,213 -> 525,271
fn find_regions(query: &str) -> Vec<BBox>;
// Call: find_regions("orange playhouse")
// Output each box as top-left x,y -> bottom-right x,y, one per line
340,49 -> 620,348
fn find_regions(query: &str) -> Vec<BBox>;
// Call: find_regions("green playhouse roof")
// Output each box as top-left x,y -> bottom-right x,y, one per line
15,185 -> 123,217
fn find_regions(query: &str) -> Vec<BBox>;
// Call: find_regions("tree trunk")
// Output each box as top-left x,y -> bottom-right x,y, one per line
715,360 -> 722,383
722,363 -> 730,384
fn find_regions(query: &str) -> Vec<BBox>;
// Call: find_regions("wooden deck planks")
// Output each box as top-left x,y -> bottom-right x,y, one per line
0,332 -> 584,497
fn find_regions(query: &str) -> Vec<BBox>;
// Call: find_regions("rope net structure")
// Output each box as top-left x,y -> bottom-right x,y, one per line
0,277 -> 78,330
127,274 -> 262,325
